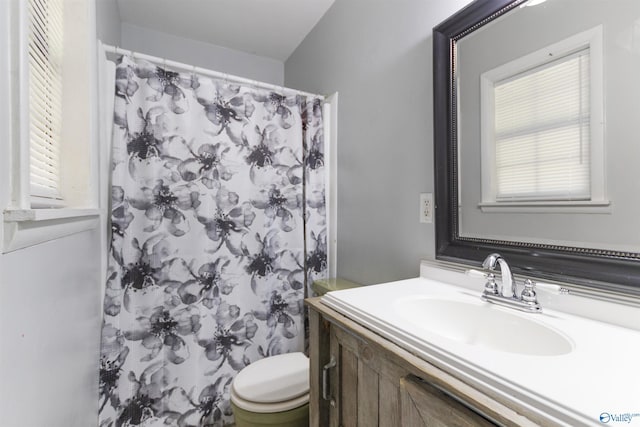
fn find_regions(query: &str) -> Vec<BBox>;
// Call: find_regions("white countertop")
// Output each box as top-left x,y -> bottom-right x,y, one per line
321,267 -> 640,426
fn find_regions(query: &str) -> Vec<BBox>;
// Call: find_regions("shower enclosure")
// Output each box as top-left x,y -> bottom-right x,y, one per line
98,50 -> 327,426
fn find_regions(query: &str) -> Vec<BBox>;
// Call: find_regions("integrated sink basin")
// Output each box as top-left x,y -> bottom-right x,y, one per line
394,297 -> 573,356
320,268 -> 640,426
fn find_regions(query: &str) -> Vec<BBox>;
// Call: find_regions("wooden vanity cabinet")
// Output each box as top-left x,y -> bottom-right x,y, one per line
307,298 -> 538,427
400,376 -> 495,427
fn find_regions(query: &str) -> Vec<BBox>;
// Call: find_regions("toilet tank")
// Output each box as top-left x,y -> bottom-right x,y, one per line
311,278 -> 362,296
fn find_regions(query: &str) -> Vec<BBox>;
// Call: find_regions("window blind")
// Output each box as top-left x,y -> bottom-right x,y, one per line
28,0 -> 63,200
493,48 -> 590,201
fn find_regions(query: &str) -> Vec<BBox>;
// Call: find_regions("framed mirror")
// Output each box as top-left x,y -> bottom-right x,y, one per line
433,0 -> 640,295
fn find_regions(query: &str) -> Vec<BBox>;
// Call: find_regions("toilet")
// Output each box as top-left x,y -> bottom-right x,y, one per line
230,278 -> 361,427
231,352 -> 310,427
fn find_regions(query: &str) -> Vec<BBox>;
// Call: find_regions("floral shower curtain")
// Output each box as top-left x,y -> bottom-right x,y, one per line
99,55 -> 326,427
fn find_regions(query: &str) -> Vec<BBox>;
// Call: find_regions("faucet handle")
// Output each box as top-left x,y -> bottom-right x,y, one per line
520,279 -> 538,304
483,273 -> 500,295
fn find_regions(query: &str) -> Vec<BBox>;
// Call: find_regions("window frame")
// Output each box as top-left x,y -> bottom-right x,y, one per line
2,0 -> 100,253
478,25 -> 606,213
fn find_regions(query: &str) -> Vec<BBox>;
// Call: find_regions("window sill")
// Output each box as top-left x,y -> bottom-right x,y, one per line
478,200 -> 611,214
3,208 -> 101,253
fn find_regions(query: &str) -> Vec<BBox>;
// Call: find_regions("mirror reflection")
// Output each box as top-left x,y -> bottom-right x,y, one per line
456,0 -> 640,252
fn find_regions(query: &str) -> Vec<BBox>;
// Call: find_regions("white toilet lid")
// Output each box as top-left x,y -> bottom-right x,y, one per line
232,352 -> 309,404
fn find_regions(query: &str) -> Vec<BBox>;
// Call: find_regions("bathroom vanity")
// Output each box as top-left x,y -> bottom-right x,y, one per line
307,299 -> 528,426
306,262 -> 640,427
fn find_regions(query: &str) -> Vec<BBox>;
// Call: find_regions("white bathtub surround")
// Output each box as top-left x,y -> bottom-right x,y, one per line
321,262 -> 640,426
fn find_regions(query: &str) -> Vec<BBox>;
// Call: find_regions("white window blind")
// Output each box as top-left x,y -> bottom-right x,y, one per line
28,0 -> 64,201
493,48 -> 590,201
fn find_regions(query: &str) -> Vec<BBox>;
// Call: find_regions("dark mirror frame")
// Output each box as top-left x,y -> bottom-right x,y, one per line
433,0 -> 640,295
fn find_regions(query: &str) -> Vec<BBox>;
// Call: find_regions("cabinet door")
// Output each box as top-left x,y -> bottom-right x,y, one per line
328,324 -> 402,427
400,376 -> 497,427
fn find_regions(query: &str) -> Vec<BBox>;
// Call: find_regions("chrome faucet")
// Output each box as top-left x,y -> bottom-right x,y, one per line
482,253 -> 516,298
481,253 -> 542,313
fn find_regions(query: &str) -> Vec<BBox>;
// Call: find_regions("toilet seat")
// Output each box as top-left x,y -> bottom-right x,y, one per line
231,387 -> 309,413
231,352 -> 310,413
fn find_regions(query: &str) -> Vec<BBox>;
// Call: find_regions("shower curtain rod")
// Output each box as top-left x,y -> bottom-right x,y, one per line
102,43 -> 325,100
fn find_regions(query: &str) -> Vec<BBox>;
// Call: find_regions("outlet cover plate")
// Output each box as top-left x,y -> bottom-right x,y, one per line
420,193 -> 433,223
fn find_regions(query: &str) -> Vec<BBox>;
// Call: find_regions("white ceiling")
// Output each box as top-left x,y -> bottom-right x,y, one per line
116,0 -> 335,61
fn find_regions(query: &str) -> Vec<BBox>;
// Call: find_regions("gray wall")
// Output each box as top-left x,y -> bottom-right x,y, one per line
97,1 -> 283,86
0,231 -> 102,426
285,0 -> 472,285
121,22 -> 284,85
96,0 -> 121,46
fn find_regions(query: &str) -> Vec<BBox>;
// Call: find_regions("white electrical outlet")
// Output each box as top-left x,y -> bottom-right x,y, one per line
420,193 -> 433,223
